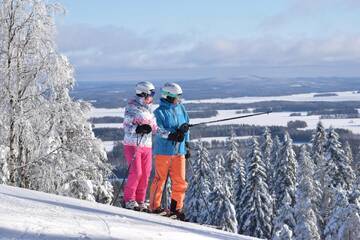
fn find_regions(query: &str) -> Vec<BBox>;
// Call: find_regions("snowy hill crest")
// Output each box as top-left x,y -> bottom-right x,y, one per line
0,185 -> 257,240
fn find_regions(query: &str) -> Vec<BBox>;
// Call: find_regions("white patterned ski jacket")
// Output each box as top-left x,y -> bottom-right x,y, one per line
123,97 -> 158,148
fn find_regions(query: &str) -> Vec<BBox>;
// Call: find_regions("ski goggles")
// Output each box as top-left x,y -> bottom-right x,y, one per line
149,89 -> 156,97
161,90 -> 182,99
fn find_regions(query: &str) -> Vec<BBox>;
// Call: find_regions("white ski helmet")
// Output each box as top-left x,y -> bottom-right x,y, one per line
135,81 -> 155,96
161,82 -> 183,99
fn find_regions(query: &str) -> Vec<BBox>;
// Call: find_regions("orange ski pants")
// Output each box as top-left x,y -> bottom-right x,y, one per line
150,155 -> 188,210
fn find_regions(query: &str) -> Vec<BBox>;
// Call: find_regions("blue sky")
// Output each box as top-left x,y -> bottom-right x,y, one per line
53,0 -> 360,81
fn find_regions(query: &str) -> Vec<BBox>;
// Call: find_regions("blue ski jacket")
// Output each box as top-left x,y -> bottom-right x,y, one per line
154,98 -> 190,155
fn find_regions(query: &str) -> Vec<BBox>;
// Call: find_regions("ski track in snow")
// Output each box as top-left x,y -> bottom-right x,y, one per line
0,185 -> 257,240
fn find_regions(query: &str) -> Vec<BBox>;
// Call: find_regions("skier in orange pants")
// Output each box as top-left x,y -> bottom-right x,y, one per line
149,83 -> 190,220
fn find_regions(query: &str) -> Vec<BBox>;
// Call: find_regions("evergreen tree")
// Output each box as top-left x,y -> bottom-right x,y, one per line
261,127 -> 273,188
311,122 -> 327,233
349,175 -> 360,207
344,141 -> 353,166
234,158 -> 246,207
0,146 -> 9,184
273,192 -> 296,240
225,132 -> 243,196
206,186 -> 238,233
321,128 -> 356,233
324,188 -> 360,240
294,146 -> 321,240
270,135 -> 281,196
238,138 -> 272,238
353,146 -> 360,175
323,128 -> 355,191
0,0 -> 112,202
274,132 -> 297,210
184,140 -> 212,223
273,224 -> 293,240
212,153 -> 232,193
311,122 -> 326,167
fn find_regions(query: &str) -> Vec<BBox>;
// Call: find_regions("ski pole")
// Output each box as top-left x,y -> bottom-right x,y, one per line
111,134 -> 144,206
188,111 -> 272,127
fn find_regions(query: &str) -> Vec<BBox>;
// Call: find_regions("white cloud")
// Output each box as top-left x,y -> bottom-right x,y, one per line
56,24 -> 360,78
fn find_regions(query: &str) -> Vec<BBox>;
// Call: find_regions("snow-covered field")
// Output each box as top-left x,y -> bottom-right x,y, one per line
184,91 -> 360,104
87,107 -> 125,118
0,185 -> 256,240
89,90 -> 360,151
191,110 -> 360,134
90,108 -> 360,134
93,123 -> 123,129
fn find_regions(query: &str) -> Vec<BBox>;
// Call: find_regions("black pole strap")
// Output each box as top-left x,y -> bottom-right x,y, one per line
189,111 -> 272,127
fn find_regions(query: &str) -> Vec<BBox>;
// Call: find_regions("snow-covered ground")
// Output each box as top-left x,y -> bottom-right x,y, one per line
0,185 -> 256,240
93,123 -> 123,129
87,107 -> 125,118
184,91 -> 360,104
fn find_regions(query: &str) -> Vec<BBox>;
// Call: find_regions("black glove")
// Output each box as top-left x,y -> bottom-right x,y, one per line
178,123 -> 190,133
185,142 -> 191,159
135,124 -> 152,134
168,129 -> 184,142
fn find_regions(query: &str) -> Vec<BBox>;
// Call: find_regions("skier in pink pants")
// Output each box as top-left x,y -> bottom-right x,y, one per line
123,81 -> 157,211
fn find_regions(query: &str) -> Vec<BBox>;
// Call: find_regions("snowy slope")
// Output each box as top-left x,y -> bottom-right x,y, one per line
0,185 -> 257,240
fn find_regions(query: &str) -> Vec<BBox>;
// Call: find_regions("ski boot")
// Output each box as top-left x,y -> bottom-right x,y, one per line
168,199 -> 187,221
125,200 -> 140,211
137,201 -> 150,213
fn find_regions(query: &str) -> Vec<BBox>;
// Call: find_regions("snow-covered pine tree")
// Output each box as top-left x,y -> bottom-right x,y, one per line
323,128 -> 355,191
184,140 -> 212,223
0,146 -> 9,184
274,131 -> 297,210
206,186 -> 238,233
225,132 -> 243,196
233,156 -> 246,208
270,135 -> 281,196
273,192 -> 296,240
323,187 -> 360,240
0,0 -> 112,203
344,141 -> 353,166
321,128 -> 356,229
349,174 -> 360,207
213,153 -> 231,190
311,122 -> 327,233
311,122 -> 326,167
354,146 -> 360,175
294,145 -> 321,240
237,137 -> 272,238
273,224 -> 293,240
349,175 -> 360,208
261,127 -> 273,188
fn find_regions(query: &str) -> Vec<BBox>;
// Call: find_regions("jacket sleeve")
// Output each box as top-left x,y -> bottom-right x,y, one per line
150,112 -> 158,134
123,105 -> 137,134
181,104 -> 190,142
155,109 -> 170,139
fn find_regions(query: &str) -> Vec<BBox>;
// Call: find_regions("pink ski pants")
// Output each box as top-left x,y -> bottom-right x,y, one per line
123,145 -> 152,203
